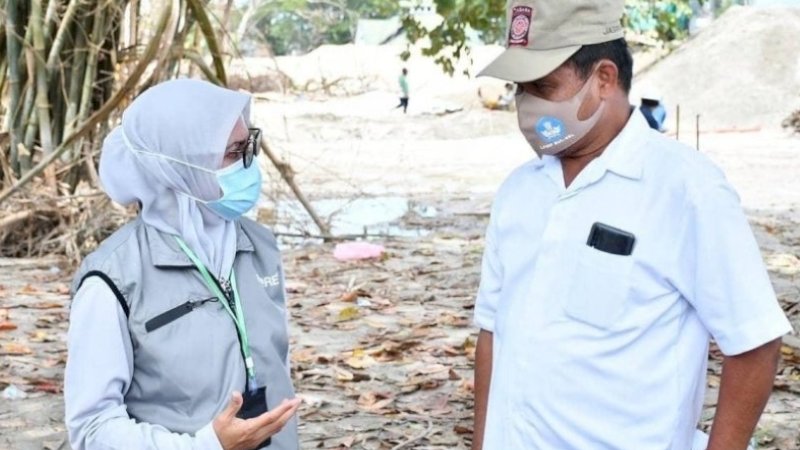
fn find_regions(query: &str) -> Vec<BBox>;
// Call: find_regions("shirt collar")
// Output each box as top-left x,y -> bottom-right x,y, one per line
146,220 -> 255,268
528,108 -> 648,185
599,108 -> 648,181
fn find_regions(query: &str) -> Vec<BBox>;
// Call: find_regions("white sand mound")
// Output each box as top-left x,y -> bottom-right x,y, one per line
634,5 -> 800,130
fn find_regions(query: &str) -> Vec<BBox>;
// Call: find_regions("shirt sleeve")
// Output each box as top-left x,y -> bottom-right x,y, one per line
674,173 -> 793,356
65,277 -> 224,450
474,213 -> 504,332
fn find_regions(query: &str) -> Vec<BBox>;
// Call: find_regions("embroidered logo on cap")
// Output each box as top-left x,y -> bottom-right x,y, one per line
508,5 -> 534,46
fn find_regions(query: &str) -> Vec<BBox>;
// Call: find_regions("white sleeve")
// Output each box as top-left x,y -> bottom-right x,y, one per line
474,214 -> 504,333
65,277 -> 224,450
674,176 -> 793,356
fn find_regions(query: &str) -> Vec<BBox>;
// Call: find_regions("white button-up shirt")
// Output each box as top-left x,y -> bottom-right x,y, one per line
475,111 -> 792,450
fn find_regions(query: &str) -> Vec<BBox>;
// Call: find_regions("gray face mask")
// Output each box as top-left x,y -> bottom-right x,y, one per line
515,73 -> 605,157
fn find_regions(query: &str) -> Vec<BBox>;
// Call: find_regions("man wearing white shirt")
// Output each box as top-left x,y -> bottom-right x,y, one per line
471,1 -> 793,449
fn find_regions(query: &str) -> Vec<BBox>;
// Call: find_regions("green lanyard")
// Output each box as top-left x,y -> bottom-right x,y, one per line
174,237 -> 257,391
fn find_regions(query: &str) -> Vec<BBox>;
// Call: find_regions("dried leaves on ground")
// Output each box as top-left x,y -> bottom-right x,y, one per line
1,212 -> 799,449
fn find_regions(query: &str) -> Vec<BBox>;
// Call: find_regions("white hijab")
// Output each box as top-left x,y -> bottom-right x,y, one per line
99,79 -> 252,276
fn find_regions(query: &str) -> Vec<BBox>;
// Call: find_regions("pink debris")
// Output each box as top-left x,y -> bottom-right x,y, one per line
333,242 -> 386,261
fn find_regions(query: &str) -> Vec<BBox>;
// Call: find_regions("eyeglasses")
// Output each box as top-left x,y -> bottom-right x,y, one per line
226,128 -> 262,168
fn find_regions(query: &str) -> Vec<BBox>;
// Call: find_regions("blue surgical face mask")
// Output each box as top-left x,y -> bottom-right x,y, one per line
206,161 -> 262,220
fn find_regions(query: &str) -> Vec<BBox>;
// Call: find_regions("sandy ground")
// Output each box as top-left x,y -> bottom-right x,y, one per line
1,94 -> 799,449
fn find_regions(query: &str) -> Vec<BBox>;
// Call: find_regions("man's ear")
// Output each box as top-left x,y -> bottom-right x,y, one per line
595,60 -> 620,99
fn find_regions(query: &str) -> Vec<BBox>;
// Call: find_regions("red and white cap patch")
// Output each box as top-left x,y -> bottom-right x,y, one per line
508,5 -> 534,47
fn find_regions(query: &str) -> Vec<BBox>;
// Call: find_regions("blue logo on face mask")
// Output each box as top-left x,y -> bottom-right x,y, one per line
536,116 -> 566,142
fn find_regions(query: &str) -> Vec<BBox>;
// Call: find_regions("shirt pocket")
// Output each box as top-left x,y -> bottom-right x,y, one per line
564,246 -> 633,329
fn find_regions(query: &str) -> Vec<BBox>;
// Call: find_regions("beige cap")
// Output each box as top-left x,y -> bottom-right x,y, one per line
479,0 -> 625,83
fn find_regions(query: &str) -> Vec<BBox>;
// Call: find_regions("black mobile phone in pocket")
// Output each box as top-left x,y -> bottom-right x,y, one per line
586,222 -> 636,256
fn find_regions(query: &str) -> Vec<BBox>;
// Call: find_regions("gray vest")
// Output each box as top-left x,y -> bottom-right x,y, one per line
71,217 -> 298,449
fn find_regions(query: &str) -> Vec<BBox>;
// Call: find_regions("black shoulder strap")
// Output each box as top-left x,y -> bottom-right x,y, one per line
79,271 -> 131,318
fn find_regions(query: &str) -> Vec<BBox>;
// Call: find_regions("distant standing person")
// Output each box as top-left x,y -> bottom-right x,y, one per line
496,83 -> 516,110
396,68 -> 410,114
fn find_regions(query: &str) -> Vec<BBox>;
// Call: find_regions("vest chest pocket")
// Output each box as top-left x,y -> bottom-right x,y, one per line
565,247 -> 633,329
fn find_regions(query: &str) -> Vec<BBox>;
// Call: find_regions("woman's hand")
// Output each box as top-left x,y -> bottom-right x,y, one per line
213,392 -> 301,450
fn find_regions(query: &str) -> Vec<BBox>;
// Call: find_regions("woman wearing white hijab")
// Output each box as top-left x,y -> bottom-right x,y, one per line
65,79 -> 300,450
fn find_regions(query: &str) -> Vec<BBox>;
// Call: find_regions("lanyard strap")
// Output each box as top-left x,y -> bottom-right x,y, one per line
174,237 -> 257,389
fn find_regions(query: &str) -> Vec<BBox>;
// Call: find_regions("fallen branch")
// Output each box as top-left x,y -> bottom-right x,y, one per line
0,210 -> 34,231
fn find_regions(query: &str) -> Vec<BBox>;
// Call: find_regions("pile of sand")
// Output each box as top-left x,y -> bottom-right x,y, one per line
634,6 -> 800,130
228,44 -> 507,109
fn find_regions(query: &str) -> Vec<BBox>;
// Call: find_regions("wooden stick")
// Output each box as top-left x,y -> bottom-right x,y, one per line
180,49 -> 223,85
186,0 -> 228,86
0,209 -> 34,231
258,139 -> 331,237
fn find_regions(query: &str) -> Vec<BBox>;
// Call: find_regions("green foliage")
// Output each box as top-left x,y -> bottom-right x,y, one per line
251,0 -> 400,55
245,0 -> 712,75
403,0 -> 700,75
401,0 -> 505,75
624,0 -> 693,42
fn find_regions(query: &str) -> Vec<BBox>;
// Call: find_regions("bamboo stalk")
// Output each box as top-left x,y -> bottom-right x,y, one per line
99,1 -> 126,112
31,0 -> 57,189
62,6 -> 88,142
186,20 -> 201,78
0,21 -> 6,123
220,0 -> 234,56
46,0 -> 81,79
5,0 -> 24,174
186,0 -> 228,86
0,0 -> 173,205
0,20 -> 7,64
77,2 -> 105,127
129,0 -> 139,47
0,60 -> 7,119
0,131 -> 12,184
139,0 -> 179,90
164,0 -> 192,79
43,0 -> 59,44
20,44 -> 37,172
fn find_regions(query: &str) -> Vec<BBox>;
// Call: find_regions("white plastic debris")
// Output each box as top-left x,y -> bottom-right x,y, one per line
2,384 -> 28,400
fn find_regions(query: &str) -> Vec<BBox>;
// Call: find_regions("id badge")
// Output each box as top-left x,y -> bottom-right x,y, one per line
237,386 -> 271,448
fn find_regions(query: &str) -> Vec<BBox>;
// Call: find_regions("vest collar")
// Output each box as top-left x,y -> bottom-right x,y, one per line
145,220 -> 255,268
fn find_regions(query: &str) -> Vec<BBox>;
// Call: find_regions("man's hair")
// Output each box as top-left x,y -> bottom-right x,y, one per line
402,68 -> 408,75
566,38 -> 633,94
